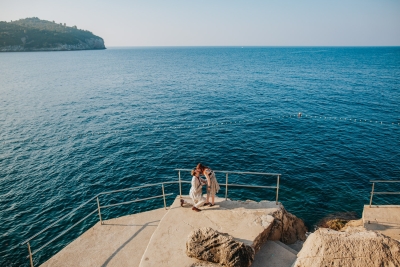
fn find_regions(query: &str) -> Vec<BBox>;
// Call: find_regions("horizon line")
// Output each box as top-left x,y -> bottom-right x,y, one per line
106,45 -> 400,48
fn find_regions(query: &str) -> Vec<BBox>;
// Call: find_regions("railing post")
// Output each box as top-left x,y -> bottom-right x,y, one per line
276,175 -> 280,205
178,170 -> 182,198
369,183 -> 375,208
96,197 -> 103,224
27,242 -> 34,267
162,183 -> 167,209
225,173 -> 228,200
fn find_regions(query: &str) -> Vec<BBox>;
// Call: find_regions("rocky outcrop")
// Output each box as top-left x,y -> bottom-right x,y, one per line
268,207 -> 308,244
0,38 -> 105,52
294,228 -> 400,267
83,38 -> 105,49
186,227 -> 254,267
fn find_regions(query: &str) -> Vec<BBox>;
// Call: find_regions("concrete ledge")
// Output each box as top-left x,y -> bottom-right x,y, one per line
363,205 -> 400,241
41,208 -> 168,267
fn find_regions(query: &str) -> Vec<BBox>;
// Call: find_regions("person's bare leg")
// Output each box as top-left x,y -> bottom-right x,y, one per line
205,178 -> 211,204
211,194 -> 215,205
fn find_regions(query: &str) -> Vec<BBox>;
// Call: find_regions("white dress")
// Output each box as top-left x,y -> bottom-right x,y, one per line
205,169 -> 220,196
189,175 -> 206,208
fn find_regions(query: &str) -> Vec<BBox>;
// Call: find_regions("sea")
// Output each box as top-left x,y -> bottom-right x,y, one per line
0,47 -> 399,266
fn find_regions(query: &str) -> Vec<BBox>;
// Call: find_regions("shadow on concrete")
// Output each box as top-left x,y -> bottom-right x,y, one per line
102,222 -> 159,227
177,197 -> 279,211
100,220 -> 160,267
365,222 -> 400,230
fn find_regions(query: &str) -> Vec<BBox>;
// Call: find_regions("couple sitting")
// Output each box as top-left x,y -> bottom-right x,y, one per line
180,163 -> 220,212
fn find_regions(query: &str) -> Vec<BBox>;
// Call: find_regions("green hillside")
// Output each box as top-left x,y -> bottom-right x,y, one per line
0,17 -> 105,51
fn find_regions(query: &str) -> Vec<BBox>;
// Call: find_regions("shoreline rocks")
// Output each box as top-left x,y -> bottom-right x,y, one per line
0,38 -> 105,52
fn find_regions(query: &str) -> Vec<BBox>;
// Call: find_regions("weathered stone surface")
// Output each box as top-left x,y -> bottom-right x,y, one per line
294,228 -> 400,267
186,227 -> 254,267
268,207 -> 308,244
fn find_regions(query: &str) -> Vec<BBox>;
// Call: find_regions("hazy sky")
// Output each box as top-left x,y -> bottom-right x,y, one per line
1,0 -> 399,46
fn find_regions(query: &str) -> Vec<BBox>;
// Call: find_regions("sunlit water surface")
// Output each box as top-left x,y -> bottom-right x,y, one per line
0,47 -> 399,266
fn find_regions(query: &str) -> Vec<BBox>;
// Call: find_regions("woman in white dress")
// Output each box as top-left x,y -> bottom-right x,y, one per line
196,163 -> 220,206
180,168 -> 207,212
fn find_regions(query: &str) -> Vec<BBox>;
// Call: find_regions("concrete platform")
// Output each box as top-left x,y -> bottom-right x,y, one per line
363,205 -> 400,241
139,196 -> 281,267
41,208 -> 168,267
40,196 -> 298,267
252,241 -> 297,267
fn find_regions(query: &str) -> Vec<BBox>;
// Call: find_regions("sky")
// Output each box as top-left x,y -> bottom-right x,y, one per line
1,0 -> 400,46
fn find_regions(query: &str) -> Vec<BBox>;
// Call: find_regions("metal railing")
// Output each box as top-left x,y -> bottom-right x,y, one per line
175,169 -> 281,204
20,182 -> 174,267
21,170 -> 281,267
369,180 -> 400,207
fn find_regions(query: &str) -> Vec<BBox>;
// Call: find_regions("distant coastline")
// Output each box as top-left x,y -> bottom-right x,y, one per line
0,17 -> 105,52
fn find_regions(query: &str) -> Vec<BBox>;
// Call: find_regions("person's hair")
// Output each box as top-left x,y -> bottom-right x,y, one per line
196,163 -> 207,172
191,169 -> 197,176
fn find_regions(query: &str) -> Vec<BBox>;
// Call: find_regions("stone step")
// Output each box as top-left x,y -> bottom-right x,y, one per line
274,240 -> 299,255
252,241 -> 297,267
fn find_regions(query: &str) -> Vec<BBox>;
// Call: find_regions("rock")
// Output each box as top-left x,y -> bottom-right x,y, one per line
269,207 -> 308,244
340,219 -> 364,232
186,227 -> 255,267
316,211 -> 360,231
294,228 -> 400,267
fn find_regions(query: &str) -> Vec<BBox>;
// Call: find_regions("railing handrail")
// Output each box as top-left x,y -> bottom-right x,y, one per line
21,181 -> 174,246
370,180 -> 400,183
369,180 -> 400,207
174,168 -> 281,176
97,181 -> 179,196
175,169 -> 280,206
100,193 -> 174,209
21,170 -> 281,267
21,181 -> 175,266
20,195 -> 98,246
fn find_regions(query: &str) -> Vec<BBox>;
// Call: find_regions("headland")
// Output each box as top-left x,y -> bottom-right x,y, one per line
0,18 -> 105,52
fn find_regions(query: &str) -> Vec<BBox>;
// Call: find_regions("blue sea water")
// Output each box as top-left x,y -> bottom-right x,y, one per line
0,47 -> 399,266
